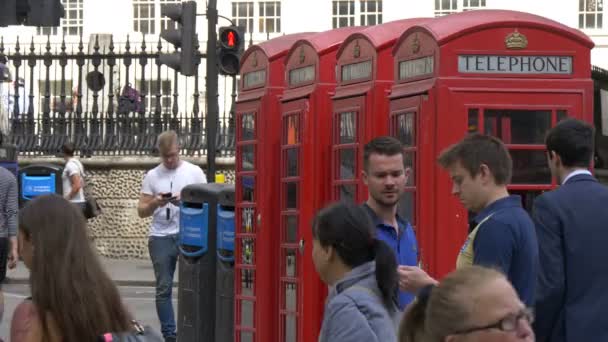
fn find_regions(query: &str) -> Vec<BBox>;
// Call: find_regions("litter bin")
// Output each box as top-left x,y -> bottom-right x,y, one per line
18,163 -> 63,208
0,143 -> 18,178
177,183 -> 235,342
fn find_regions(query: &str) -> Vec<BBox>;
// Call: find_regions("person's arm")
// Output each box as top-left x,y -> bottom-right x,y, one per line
532,196 -> 565,342
137,172 -> 169,218
5,175 -> 17,269
322,299 -> 381,342
397,266 -> 437,293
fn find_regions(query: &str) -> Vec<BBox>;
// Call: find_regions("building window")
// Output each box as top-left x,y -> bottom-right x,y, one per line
579,0 -> 603,29
259,1 -> 281,33
135,79 -> 172,113
333,1 -> 355,28
232,2 -> 255,33
133,0 -> 156,35
434,0 -> 458,17
160,0 -> 181,32
462,0 -> 486,11
360,0 -> 382,26
37,0 -> 83,36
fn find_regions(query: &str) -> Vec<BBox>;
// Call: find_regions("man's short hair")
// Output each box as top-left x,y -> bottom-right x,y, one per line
61,142 -> 75,157
157,130 -> 179,154
545,119 -> 594,167
437,134 -> 512,185
363,136 -> 404,171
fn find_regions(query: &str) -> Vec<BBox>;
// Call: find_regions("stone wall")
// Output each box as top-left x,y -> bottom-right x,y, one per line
19,156 -> 235,260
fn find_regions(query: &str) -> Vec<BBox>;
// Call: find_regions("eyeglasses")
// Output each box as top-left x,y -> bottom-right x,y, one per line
454,307 -> 534,335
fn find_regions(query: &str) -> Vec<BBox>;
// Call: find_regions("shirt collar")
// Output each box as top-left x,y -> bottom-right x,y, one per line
327,261 -> 376,301
473,195 -> 522,223
362,203 -> 407,232
562,169 -> 592,185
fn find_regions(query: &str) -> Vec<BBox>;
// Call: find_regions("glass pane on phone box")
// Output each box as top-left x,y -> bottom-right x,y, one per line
242,176 -> 255,202
285,215 -> 298,243
285,283 -> 297,311
397,191 -> 415,225
241,269 -> 255,296
396,113 -> 415,146
339,184 -> 356,202
484,109 -> 551,144
286,148 -> 298,177
241,207 -> 255,233
510,150 -> 551,184
242,238 -> 255,264
284,314 -> 297,342
240,332 -> 254,342
241,114 -> 255,140
510,190 -> 544,213
339,148 -> 356,179
240,300 -> 254,327
404,152 -> 415,186
286,182 -> 298,209
339,112 -> 356,143
285,249 -> 297,277
241,145 -> 255,171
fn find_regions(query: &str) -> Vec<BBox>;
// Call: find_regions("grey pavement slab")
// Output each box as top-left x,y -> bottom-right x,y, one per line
4,257 -> 179,286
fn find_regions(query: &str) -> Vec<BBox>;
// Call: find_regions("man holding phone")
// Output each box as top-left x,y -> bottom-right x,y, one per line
137,130 -> 206,342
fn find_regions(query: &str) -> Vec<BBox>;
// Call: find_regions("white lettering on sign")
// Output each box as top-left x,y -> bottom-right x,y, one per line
243,69 -> 266,88
399,56 -> 434,80
458,55 -> 572,74
289,65 -> 315,86
341,60 -> 372,82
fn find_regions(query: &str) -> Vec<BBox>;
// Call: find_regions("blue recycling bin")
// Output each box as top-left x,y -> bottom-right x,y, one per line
0,143 -> 18,178
18,163 -> 63,207
178,183 -> 235,342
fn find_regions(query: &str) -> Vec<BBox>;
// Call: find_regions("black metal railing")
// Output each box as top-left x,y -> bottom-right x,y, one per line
0,33 -> 236,157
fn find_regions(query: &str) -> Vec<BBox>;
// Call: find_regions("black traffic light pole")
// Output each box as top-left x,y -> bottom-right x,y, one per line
207,0 -> 218,184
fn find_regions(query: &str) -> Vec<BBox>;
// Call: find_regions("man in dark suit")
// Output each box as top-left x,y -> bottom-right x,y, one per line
533,118 -> 608,342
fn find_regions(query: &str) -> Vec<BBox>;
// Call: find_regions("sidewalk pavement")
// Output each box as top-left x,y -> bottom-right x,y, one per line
4,257 -> 179,287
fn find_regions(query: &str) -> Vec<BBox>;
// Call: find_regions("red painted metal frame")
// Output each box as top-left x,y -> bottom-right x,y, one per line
278,26 -> 364,342
234,33 -> 314,342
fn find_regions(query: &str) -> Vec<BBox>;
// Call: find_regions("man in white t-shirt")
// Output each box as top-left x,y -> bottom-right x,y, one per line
61,142 -> 85,211
137,130 -> 206,342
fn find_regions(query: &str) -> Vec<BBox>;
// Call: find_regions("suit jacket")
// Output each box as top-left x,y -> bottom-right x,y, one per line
532,173 -> 608,342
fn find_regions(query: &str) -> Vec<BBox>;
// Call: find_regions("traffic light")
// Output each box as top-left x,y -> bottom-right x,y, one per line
218,26 -> 245,76
159,1 -> 198,77
26,0 -> 65,27
0,0 -> 64,27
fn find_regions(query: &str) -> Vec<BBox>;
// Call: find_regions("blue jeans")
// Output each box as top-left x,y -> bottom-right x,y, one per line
149,234 -> 179,338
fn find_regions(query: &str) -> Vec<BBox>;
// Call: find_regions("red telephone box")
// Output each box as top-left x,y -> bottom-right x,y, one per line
390,9 -> 594,278
331,18 -> 429,205
234,32 -> 314,342
279,26 -> 364,342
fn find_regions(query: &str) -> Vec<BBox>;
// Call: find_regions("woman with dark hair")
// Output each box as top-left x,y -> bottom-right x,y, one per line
10,194 -> 134,341
399,265 -> 534,342
313,201 -> 399,342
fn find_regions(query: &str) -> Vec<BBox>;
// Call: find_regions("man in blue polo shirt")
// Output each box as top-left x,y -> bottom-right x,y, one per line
361,136 -> 418,310
399,134 -> 538,306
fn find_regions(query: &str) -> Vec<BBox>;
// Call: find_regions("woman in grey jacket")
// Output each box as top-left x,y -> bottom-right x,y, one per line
313,202 -> 399,342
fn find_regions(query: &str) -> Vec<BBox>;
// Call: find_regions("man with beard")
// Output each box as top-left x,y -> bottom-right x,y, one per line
361,136 -> 418,310
398,134 -> 538,306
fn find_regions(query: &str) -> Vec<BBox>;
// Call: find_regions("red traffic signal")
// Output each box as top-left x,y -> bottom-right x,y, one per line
219,27 -> 241,50
217,26 -> 245,76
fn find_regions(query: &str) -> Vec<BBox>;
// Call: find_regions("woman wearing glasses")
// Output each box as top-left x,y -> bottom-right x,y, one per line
399,265 -> 534,342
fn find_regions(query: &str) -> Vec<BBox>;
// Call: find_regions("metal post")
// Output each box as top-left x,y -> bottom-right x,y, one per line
206,0 -> 218,183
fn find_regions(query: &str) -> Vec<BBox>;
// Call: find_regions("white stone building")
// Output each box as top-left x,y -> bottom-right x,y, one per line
0,0 -> 605,117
